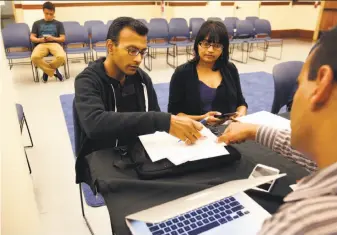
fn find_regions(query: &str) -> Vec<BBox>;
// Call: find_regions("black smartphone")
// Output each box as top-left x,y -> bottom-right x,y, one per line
214,112 -> 236,119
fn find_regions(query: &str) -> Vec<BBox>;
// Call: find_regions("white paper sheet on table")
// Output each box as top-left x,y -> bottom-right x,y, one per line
237,111 -> 291,131
139,127 -> 229,165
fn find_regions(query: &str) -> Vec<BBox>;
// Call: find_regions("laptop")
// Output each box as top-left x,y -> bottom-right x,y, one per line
126,174 -> 286,235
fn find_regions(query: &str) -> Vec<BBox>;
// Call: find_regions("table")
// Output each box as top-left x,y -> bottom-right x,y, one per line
84,117 -> 309,235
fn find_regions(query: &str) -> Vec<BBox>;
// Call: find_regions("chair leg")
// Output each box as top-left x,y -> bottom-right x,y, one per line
24,148 -> 32,174
23,115 -> 34,148
144,48 -> 152,71
66,56 -> 71,78
79,184 -> 95,235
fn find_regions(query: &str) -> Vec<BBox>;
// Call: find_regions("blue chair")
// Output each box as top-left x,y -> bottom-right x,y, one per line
231,20 -> 255,63
207,17 -> 223,22
190,18 -> 205,39
106,20 -> 114,28
16,103 -> 33,174
63,24 -> 91,77
144,18 -> 175,71
271,61 -> 304,114
2,25 -> 37,82
224,17 -> 239,29
84,20 -> 104,36
62,21 -> 81,28
169,18 -> 194,67
245,16 -> 259,27
91,24 -> 108,60
254,19 -> 283,60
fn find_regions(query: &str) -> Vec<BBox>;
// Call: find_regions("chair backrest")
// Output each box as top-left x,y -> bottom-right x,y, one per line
271,61 -> 304,114
189,18 -> 204,31
169,18 -> 190,39
62,21 -> 81,28
190,18 -> 205,39
224,22 -> 234,38
84,20 -> 104,34
106,20 -> 114,28
207,17 -> 223,22
148,18 -> 169,40
136,19 -> 148,26
91,24 -> 108,44
245,16 -> 259,26
2,27 -> 32,49
224,17 -> 239,29
254,19 -> 272,36
5,23 -> 30,37
235,20 -> 254,37
64,24 -> 89,45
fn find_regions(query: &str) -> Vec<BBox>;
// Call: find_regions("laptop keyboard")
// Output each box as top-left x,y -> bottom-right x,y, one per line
146,196 -> 250,235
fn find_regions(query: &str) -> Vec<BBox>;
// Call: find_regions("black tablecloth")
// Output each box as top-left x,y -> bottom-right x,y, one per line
84,115 -> 309,235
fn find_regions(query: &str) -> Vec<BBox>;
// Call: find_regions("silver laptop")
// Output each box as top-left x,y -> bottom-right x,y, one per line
126,174 -> 286,235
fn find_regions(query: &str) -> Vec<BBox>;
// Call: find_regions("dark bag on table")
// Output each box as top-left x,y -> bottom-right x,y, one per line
113,139 -> 241,180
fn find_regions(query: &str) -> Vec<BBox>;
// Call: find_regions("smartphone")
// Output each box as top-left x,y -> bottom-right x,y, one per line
248,164 -> 280,193
214,112 -> 236,120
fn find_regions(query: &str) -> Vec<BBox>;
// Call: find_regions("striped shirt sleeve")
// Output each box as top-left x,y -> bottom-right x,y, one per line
255,126 -> 317,173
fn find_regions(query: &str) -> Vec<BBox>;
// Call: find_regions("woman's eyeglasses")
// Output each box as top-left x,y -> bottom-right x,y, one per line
199,40 -> 223,50
124,47 -> 148,57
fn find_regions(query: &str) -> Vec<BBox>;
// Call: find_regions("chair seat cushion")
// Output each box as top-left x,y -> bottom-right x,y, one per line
6,51 -> 32,59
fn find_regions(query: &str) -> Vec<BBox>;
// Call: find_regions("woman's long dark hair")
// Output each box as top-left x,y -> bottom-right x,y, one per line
190,20 -> 230,71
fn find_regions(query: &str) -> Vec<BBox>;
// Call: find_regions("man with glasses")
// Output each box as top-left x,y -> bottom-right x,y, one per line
74,17 -> 203,185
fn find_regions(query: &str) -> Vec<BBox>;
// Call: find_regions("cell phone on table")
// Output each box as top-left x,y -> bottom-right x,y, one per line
248,164 -> 280,193
214,112 -> 236,119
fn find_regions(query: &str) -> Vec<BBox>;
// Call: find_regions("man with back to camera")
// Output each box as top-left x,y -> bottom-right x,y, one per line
74,17 -> 203,186
30,1 -> 66,82
217,27 -> 337,235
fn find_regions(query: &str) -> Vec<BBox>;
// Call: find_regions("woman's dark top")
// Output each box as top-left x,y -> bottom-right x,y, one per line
168,61 -> 248,115
199,81 -> 217,112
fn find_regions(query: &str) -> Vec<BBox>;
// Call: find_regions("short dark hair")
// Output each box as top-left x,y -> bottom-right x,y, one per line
190,20 -> 229,71
106,17 -> 148,45
42,2 -> 55,11
308,26 -> 337,82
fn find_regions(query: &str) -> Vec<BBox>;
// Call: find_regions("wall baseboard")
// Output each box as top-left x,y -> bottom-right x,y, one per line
271,29 -> 314,40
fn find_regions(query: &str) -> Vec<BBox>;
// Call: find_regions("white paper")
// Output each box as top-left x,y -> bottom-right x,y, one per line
237,111 -> 291,131
139,127 -> 229,165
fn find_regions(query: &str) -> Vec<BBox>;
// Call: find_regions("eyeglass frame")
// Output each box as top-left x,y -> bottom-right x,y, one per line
123,46 -> 148,57
198,40 -> 224,50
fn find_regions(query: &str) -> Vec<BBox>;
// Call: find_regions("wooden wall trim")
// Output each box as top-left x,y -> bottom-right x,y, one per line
324,8 -> 337,11
167,2 -> 207,7
292,1 -> 318,6
271,29 -> 314,39
15,1 -> 156,10
220,2 -> 235,6
260,2 -> 290,6
14,4 -> 22,9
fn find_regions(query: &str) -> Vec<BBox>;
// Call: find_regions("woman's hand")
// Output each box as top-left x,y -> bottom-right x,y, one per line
232,107 -> 247,120
202,111 -> 222,125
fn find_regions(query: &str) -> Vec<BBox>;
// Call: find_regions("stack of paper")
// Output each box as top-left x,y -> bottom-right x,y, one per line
237,111 -> 291,131
139,128 -> 229,165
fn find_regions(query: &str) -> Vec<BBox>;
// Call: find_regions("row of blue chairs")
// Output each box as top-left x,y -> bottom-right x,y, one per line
3,17 -> 282,81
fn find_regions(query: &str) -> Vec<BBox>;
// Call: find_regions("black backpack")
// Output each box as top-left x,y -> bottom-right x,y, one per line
114,139 -> 241,180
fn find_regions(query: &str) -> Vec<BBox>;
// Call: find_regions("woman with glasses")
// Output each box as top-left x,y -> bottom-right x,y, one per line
168,20 -> 247,125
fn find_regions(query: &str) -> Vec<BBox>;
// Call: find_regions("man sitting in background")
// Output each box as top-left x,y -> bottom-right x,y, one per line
30,1 -> 66,82
218,27 -> 337,234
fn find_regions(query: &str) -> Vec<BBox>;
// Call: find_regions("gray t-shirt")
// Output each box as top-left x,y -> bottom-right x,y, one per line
31,19 -> 65,44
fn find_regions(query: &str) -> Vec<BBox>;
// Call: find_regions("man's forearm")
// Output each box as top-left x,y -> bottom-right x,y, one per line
52,36 -> 65,43
255,126 -> 317,172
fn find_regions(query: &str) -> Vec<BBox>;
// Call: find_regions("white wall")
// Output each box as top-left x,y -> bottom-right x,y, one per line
0,8 -> 42,235
15,1 -> 320,32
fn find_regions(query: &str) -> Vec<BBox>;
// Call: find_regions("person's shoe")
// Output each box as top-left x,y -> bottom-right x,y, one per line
42,72 -> 48,83
54,69 -> 64,82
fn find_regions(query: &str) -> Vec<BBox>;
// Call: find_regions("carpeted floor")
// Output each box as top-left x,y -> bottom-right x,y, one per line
60,71 -> 282,207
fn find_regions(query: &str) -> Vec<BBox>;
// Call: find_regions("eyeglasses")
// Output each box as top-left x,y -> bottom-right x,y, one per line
124,47 -> 148,57
199,40 -> 223,50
